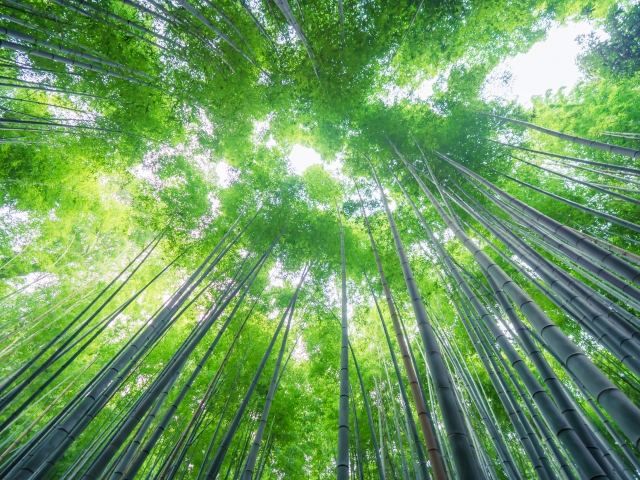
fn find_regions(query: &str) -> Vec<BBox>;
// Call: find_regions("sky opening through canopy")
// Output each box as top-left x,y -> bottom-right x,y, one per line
288,144 -> 323,175
482,20 -> 607,106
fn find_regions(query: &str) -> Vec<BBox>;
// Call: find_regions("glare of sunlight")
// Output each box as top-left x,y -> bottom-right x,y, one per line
482,20 -> 607,107
288,144 -> 322,175
265,137 -> 277,148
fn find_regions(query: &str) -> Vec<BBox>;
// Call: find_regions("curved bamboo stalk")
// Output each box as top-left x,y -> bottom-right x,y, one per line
513,155 -> 640,207
397,175 -> 586,479
371,287 -> 430,479
490,140 -> 640,176
1,216 -> 251,478
490,114 -> 640,160
437,152 -> 640,288
499,171 -> 640,233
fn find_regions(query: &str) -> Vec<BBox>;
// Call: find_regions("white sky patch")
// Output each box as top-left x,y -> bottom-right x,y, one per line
377,66 -> 451,107
288,144 -> 323,175
0,202 -> 41,253
253,115 -> 272,139
292,337 -> 309,362
152,16 -> 168,39
13,52 -> 55,85
495,316 -> 515,340
97,175 -> 133,206
411,239 -> 438,263
132,135 -> 220,191
371,185 -> 397,212
189,192 -> 221,239
268,261 -> 308,291
5,54 -> 98,121
268,259 -> 286,288
275,25 -> 298,46
257,71 -> 271,85
130,160 -> 162,191
106,313 -> 137,344
197,108 -> 215,135
511,254 -> 541,280
414,77 -> 437,100
320,273 -> 339,309
48,208 -> 59,222
215,161 -> 237,188
252,114 -> 277,148
379,83 -> 412,106
439,227 -> 455,243
245,0 -> 268,25
482,20 -> 608,107
265,136 -> 277,148
323,151 -> 347,183
7,271 -> 58,295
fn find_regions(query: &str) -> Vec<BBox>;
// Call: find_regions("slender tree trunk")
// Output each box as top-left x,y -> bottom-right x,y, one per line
513,155 -> 640,206
370,163 -> 483,479
435,327 -> 521,480
371,288 -> 429,479
158,293 -> 264,479
447,188 -> 640,372
485,188 -> 640,303
400,149 -> 640,471
83,253 -> 266,478
0,39 -> 150,85
337,216 -> 350,480
272,0 -> 320,79
490,140 -> 640,176
113,264 -> 266,479
350,383 -> 365,480
382,360 -> 411,480
357,184 -> 448,480
490,114 -> 640,160
196,363 -> 245,480
2,217 -> 254,478
436,151 -> 640,286
0,233 -> 163,404
205,266 -> 308,477
348,341 -> 386,479
397,179 -> 558,479
241,304 -> 295,479
0,25 -> 150,77
0,81 -> 103,97
499,171 -> 640,233
176,0 -> 256,66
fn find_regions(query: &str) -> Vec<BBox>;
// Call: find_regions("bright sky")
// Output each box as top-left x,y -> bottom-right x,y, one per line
288,144 -> 323,174
214,161 -> 237,187
482,20 -> 607,107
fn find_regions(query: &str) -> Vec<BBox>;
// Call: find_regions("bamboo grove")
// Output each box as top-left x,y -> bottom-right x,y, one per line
1,0 -> 639,478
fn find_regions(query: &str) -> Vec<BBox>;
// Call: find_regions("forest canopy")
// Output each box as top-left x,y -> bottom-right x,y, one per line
1,0 -> 640,479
